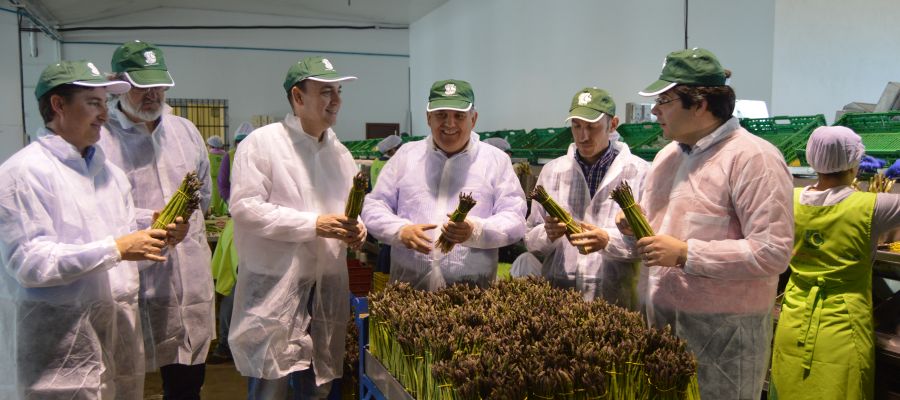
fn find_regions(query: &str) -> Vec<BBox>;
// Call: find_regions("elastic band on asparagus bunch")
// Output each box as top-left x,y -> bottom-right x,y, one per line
151,172 -> 202,229
345,171 -> 368,220
435,192 -> 477,253
530,185 -> 588,254
610,181 -> 654,239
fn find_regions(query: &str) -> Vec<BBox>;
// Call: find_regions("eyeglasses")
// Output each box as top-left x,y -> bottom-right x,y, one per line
131,86 -> 168,95
654,96 -> 680,106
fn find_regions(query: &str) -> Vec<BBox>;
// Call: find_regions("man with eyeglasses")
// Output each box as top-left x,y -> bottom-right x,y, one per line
362,79 -> 527,291
98,40 -> 214,400
610,48 -> 793,399
523,87 -> 648,306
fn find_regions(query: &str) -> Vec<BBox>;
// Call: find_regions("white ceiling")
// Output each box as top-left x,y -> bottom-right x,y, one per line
16,0 -> 447,27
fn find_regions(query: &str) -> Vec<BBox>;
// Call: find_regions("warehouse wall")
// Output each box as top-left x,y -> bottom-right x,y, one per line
0,7 -> 26,162
409,0 -> 775,135
772,0 -> 900,123
45,7 -> 410,142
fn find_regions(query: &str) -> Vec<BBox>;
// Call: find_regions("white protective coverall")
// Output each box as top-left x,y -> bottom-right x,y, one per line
606,117 -> 793,399
525,141 -> 648,306
362,133 -> 527,290
228,114 -> 358,385
0,131 -> 145,399
99,102 -> 214,369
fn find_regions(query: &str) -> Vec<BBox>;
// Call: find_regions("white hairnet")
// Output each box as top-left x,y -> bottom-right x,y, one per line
376,135 -> 402,153
207,135 -> 224,148
483,137 -> 511,152
806,126 -> 865,174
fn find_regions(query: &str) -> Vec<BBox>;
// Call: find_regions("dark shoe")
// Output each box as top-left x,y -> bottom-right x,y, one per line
207,350 -> 232,364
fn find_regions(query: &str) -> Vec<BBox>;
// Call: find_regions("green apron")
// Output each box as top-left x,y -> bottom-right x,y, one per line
370,157 -> 388,188
208,151 -> 229,216
769,189 -> 876,400
210,219 -> 238,296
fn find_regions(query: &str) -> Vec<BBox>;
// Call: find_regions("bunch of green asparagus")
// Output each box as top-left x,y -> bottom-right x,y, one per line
610,181 -> 654,239
435,192 -> 477,253
151,172 -> 202,230
530,185 -> 588,254
345,171 -> 368,220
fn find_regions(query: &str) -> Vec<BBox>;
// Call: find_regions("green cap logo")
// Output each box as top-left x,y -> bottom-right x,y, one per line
427,79 -> 474,112
111,40 -> 174,88
283,56 -> 357,93
566,87 -> 615,123
639,47 -> 726,96
34,60 -> 131,100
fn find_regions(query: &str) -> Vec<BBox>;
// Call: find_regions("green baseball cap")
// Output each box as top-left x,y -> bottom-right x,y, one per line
639,47 -> 727,96
283,56 -> 357,93
566,87 -> 616,123
426,79 -> 474,112
111,40 -> 174,88
34,60 -> 131,100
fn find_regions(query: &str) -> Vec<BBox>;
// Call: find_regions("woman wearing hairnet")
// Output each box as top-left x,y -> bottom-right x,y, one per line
769,126 -> 900,399
370,135 -> 402,187
207,135 -> 229,216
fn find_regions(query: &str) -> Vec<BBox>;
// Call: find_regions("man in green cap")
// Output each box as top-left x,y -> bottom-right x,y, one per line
362,79 -> 527,291
524,87 -> 648,306
611,47 -> 793,399
0,60 -> 188,399
97,40 -> 214,399
228,56 -> 365,398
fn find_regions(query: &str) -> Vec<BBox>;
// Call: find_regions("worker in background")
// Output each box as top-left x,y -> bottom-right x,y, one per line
219,124 -> 252,206
362,79 -> 527,290
370,134 -> 402,186
99,40 -> 215,400
525,87 -> 649,306
208,129 -> 252,365
769,126 -> 900,399
367,134 -> 403,291
228,56 -> 365,399
483,136 -> 513,156
611,48 -> 793,399
206,135 -> 229,216
0,60 -> 186,399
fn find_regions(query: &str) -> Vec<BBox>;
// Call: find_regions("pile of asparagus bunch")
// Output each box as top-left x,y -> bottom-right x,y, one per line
369,278 -> 699,400
852,173 -> 895,193
435,192 -> 477,253
610,181 -> 654,239
151,172 -> 202,230
530,185 -> 588,254
345,171 -> 368,220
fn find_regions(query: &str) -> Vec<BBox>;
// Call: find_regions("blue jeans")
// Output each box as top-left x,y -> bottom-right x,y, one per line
247,368 -> 332,400
215,291 -> 234,355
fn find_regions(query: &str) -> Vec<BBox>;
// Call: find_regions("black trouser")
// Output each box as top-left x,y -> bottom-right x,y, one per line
160,363 -> 206,400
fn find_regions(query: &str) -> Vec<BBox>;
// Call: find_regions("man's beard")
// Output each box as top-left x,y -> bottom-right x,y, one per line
118,96 -> 163,122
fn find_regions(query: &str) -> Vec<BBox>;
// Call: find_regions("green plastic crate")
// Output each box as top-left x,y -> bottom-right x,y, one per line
531,148 -> 568,161
479,129 -> 527,141
741,114 -> 826,163
533,127 -> 573,150
401,135 -> 425,143
616,122 -> 669,161
617,122 -> 663,149
834,112 -> 900,135
797,112 -> 900,165
509,149 -> 535,163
